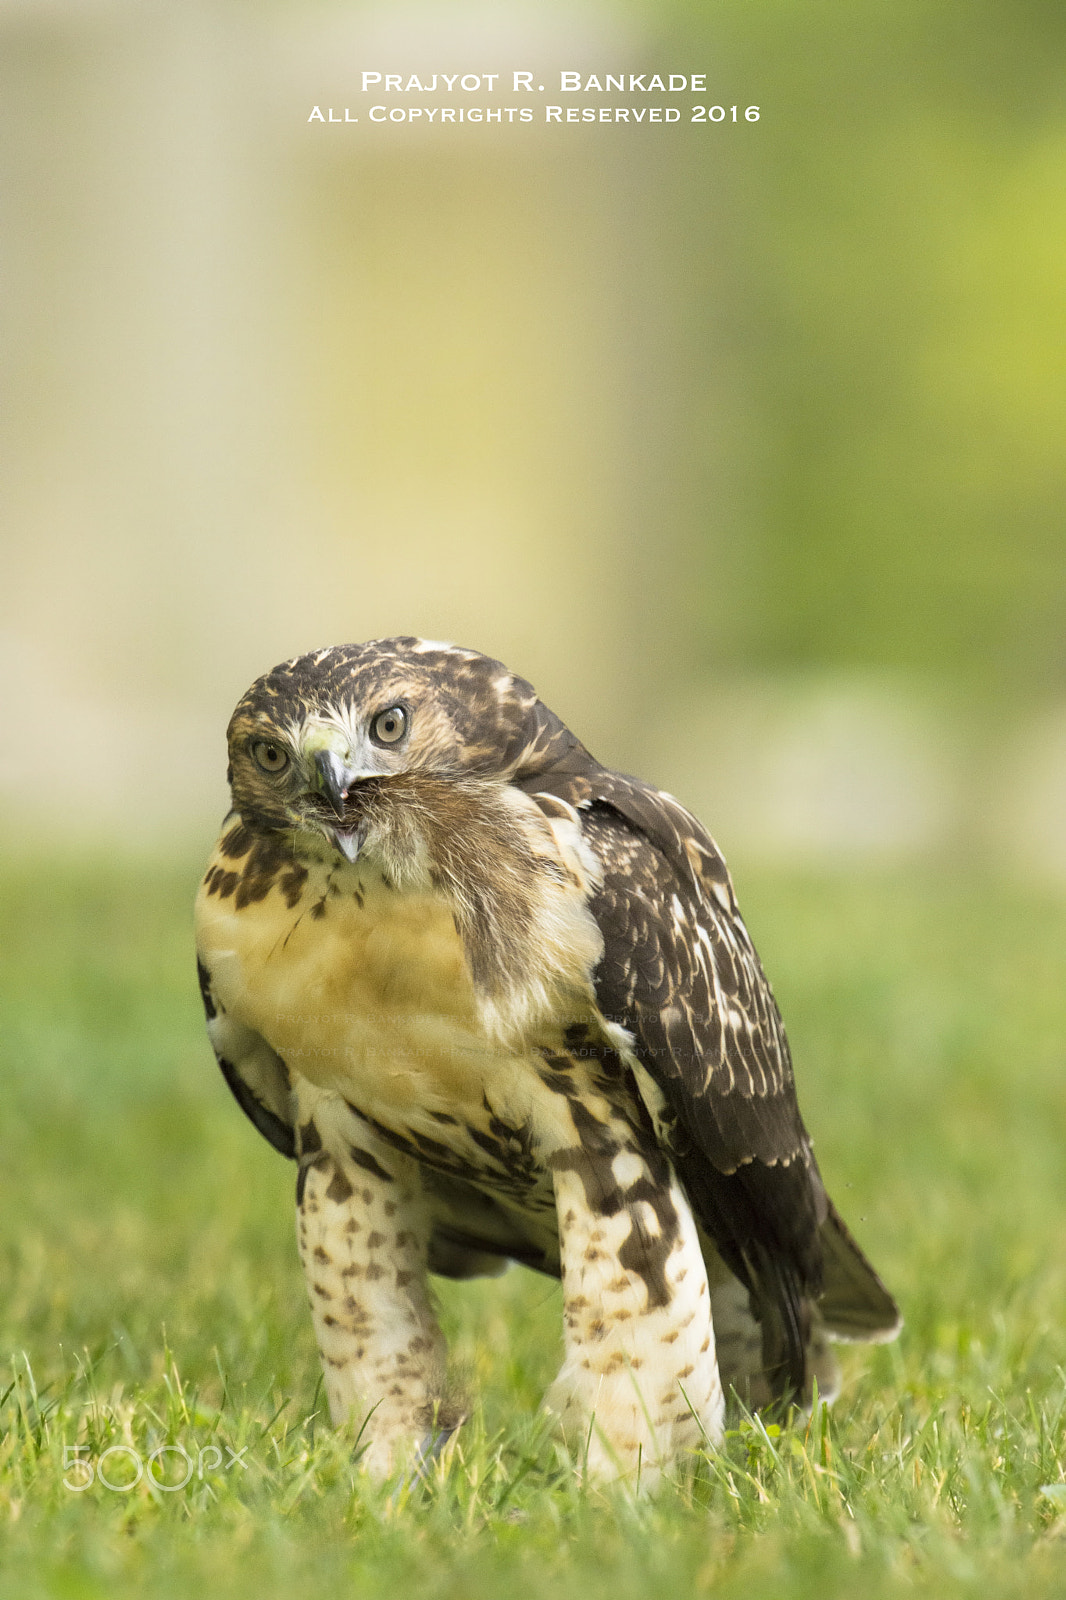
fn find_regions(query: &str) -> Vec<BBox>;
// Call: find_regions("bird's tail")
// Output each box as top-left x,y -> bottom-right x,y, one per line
817,1199 -> 902,1343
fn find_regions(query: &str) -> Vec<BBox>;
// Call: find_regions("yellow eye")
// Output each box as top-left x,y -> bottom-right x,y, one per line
252,739 -> 289,774
371,705 -> 407,745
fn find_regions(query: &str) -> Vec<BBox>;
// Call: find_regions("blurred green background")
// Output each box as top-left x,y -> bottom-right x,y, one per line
3,6 -> 1066,1592
3,0 -> 1065,872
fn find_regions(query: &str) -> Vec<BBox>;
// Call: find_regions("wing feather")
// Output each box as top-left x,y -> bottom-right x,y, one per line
522,764 -> 845,1394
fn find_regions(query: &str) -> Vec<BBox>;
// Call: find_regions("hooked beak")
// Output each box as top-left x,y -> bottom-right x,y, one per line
311,749 -> 368,863
312,748 -> 353,816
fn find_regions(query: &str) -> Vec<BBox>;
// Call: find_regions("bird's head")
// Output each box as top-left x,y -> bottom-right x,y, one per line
224,637 -> 589,872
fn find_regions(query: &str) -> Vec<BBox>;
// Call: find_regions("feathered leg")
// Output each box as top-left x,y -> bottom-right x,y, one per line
545,1134 -> 724,1485
294,1108 -> 451,1478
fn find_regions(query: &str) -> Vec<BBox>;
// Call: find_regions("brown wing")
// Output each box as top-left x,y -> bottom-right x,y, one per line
518,755 -> 843,1395
490,682 -> 898,1360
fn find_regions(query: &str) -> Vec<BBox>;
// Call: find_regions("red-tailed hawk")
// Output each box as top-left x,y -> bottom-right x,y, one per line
195,638 -> 899,1484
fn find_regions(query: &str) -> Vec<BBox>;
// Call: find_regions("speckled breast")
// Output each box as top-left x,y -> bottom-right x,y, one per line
194,835 -> 550,1145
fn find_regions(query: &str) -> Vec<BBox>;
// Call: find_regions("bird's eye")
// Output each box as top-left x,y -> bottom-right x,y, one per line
252,739 -> 289,774
371,705 -> 408,746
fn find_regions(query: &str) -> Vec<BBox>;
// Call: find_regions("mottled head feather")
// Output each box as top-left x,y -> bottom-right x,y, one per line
229,637 -> 593,785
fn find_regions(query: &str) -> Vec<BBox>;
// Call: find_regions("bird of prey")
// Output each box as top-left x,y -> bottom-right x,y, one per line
195,638 -> 899,1484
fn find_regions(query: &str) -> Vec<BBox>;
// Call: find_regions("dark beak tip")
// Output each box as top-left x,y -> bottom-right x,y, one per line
313,749 -> 349,816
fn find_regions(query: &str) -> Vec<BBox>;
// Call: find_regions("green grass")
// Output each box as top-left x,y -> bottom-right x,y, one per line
2,854 -> 1066,1597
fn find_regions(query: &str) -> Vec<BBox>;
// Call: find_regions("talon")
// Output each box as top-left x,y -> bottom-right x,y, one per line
388,1423 -> 460,1501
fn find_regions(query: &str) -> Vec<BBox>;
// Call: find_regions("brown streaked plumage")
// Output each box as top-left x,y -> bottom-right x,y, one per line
195,637 -> 899,1485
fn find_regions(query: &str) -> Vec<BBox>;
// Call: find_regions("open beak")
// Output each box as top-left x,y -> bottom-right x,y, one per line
312,749 -> 368,863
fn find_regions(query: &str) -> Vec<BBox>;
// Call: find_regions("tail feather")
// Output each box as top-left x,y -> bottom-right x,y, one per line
818,1200 -> 901,1343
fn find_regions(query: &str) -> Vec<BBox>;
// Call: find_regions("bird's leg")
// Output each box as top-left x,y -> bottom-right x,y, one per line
294,1121 -> 450,1479
545,1135 -> 725,1486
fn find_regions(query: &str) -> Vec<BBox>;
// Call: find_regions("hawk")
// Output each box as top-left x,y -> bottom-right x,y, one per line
195,638 -> 899,1484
